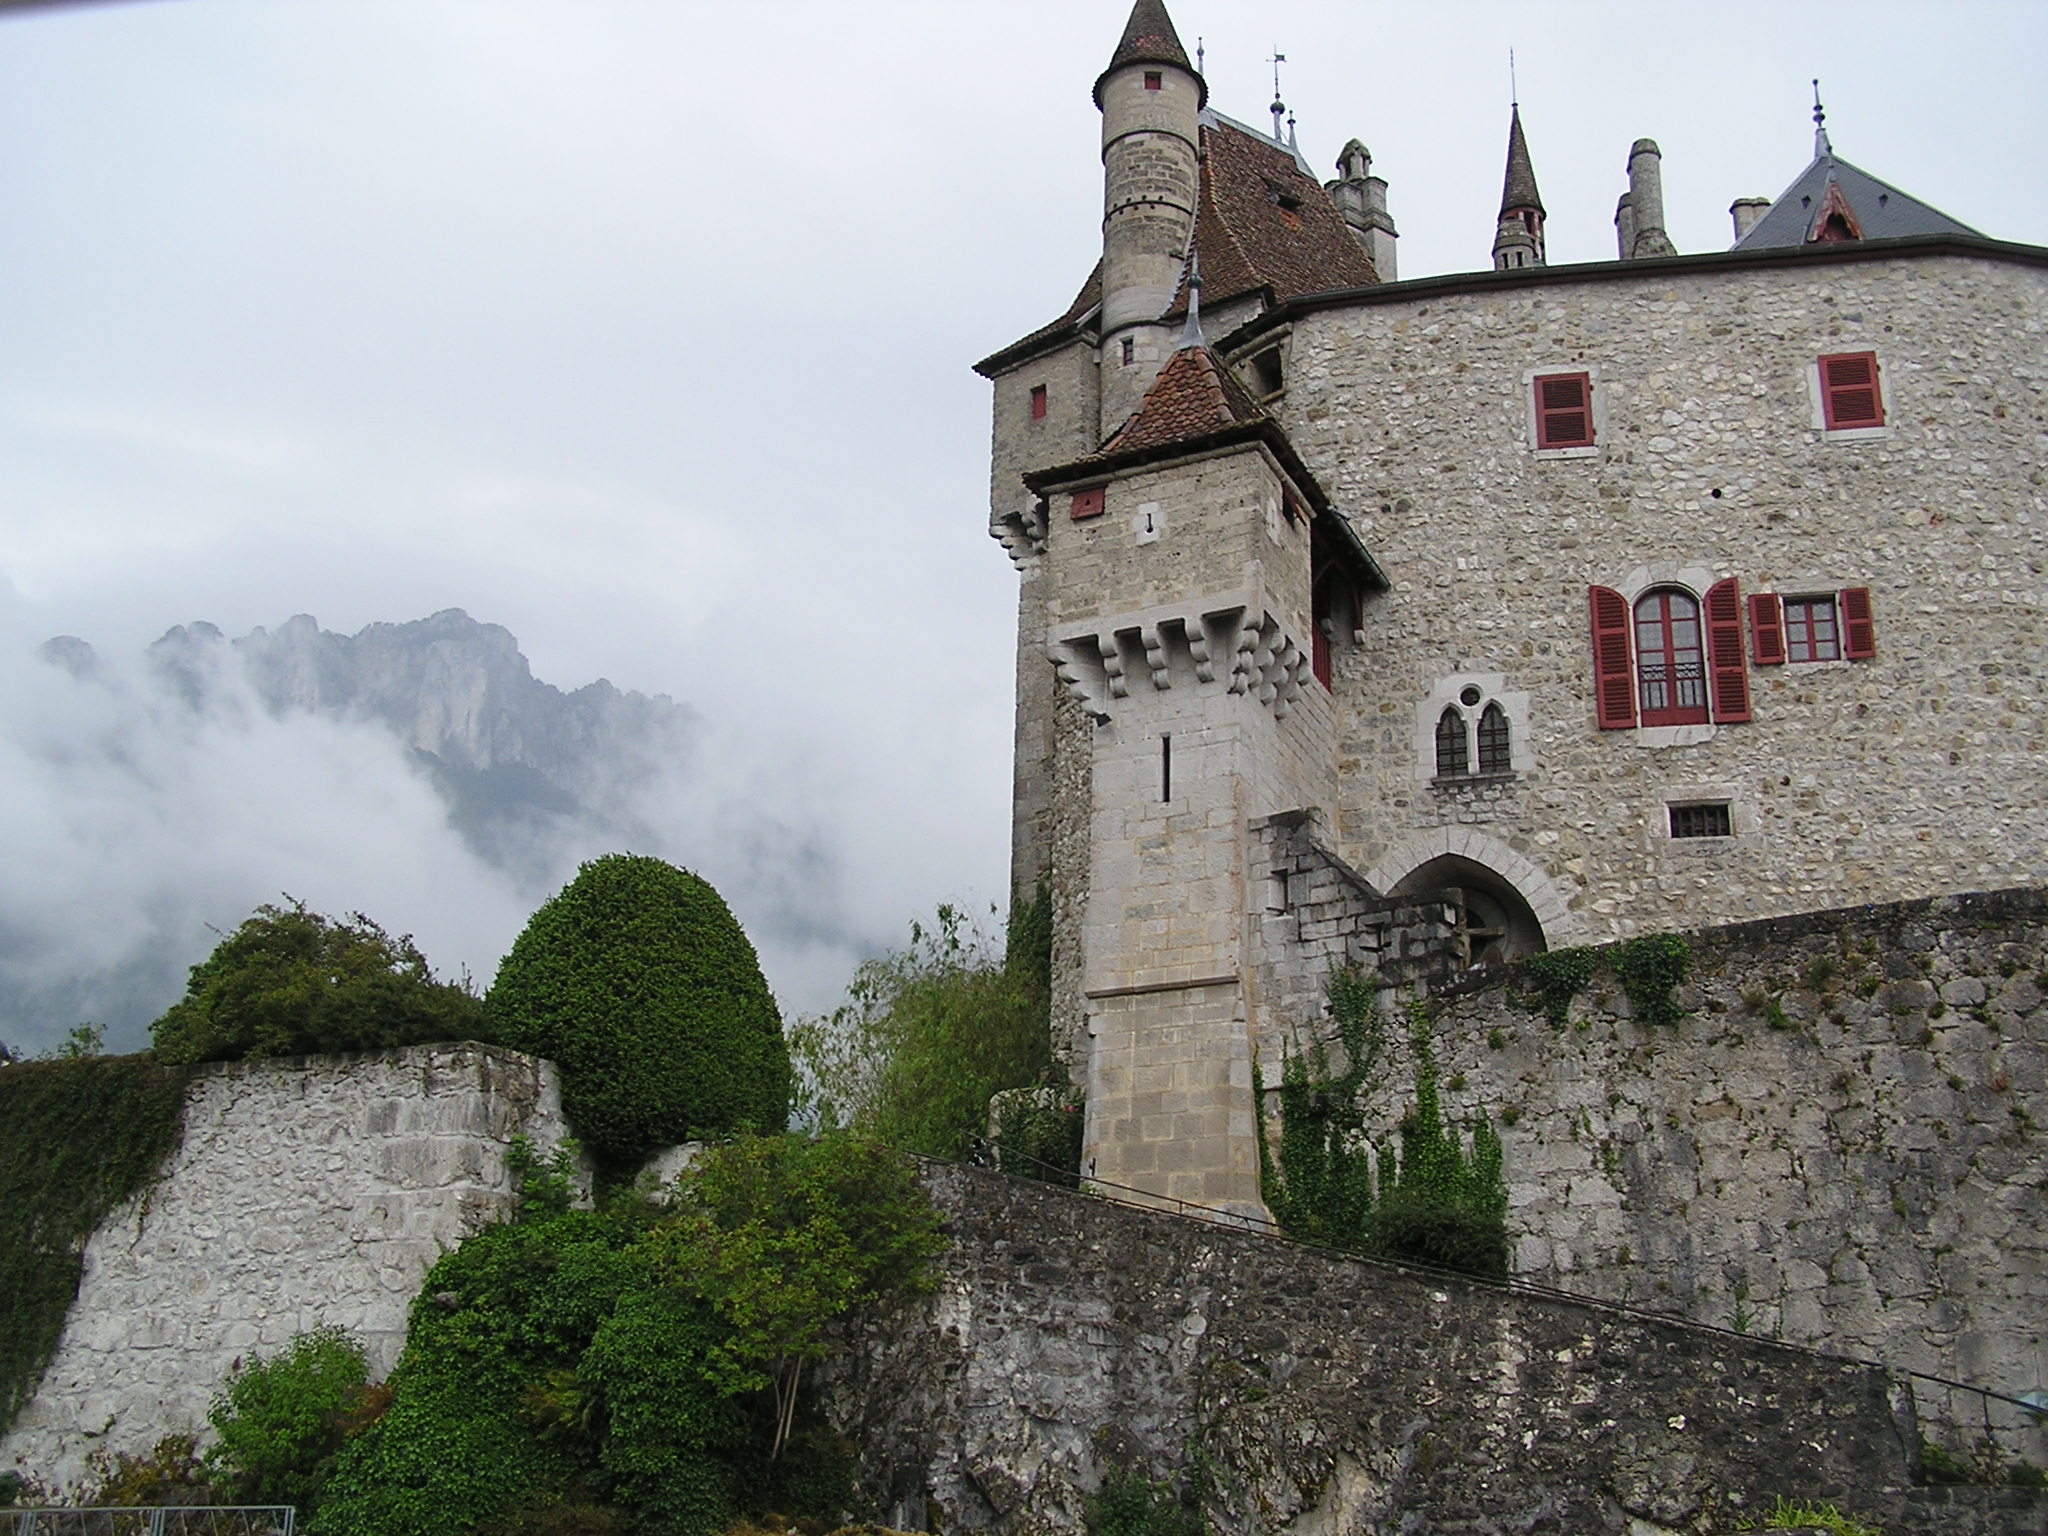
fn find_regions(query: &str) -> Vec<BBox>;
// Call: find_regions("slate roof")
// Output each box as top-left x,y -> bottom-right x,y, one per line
1500,104 -> 1544,215
1736,152 -> 1979,250
1094,0 -> 1204,108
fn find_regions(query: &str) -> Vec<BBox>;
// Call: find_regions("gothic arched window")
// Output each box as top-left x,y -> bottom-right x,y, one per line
1477,701 -> 1511,774
1434,706 -> 1469,777
1633,587 -> 1709,726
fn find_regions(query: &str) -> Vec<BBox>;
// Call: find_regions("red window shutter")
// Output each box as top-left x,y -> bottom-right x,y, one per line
1070,487 -> 1105,520
1840,585 -> 1877,659
1311,623 -> 1331,689
1820,352 -> 1884,429
1535,373 -> 1594,449
1588,585 -> 1635,729
1703,578 -> 1751,722
1748,591 -> 1786,666
1029,384 -> 1048,420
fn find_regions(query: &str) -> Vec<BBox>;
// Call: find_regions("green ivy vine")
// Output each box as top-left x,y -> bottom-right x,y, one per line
1615,933 -> 1691,1028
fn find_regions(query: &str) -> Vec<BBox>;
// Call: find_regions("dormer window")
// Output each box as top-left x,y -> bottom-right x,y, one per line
1249,349 -> 1284,399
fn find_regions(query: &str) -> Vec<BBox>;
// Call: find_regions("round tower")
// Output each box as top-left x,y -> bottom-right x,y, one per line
1095,0 -> 1204,436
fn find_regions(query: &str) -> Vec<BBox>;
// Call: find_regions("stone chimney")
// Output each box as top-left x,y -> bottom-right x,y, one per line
1624,138 -> 1676,258
1730,197 -> 1771,244
1326,139 -> 1399,281
1614,192 -> 1635,261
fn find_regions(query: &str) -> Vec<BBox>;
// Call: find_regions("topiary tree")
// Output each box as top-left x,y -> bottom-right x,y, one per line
485,855 -> 789,1171
150,900 -> 486,1065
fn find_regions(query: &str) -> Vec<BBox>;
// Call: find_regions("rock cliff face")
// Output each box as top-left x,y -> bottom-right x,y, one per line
143,609 -> 699,882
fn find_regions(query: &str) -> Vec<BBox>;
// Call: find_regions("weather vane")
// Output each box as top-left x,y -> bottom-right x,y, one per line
1269,49 -> 1287,140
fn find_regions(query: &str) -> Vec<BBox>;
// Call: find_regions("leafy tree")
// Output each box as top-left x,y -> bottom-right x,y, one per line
649,1133 -> 944,1462
486,856 -> 789,1172
150,900 -> 485,1064
206,1327 -> 375,1520
790,893 -> 1052,1158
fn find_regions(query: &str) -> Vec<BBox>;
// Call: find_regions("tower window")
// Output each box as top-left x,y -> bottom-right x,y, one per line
1669,802 -> 1733,839
1144,70 -> 1163,90
1249,349 -> 1284,398
1069,487 -> 1105,520
1029,384 -> 1047,420
1476,702 -> 1511,774
1533,372 -> 1594,449
1434,707 -> 1469,777
1121,337 -> 1135,365
1819,351 -> 1884,430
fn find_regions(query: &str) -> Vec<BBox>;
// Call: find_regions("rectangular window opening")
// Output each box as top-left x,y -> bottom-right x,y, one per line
1143,70 -> 1163,90
1121,337 -> 1135,365
1029,384 -> 1048,421
1669,802 -> 1733,839
1820,351 -> 1885,430
1784,595 -> 1841,663
1160,733 -> 1172,803
1069,486 -> 1105,520
1534,372 -> 1595,450
1250,349 -> 1284,398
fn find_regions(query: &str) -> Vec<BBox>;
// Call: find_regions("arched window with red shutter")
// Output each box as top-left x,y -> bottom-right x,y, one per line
1633,588 -> 1710,727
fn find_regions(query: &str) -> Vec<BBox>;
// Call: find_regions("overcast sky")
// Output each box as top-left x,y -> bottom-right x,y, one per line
1,0 -> 2043,1049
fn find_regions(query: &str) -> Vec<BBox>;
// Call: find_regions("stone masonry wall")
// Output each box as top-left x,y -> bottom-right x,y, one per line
828,1161 -> 2048,1536
1347,886 -> 2048,1459
1272,251 -> 2047,942
0,1043 -> 568,1496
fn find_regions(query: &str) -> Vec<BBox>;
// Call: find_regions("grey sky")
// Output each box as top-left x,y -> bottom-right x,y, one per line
1,1 -> 2041,1045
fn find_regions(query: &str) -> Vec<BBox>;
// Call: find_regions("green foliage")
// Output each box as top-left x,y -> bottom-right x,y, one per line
1522,946 -> 1597,1029
1745,1493 -> 1884,1535
649,1133 -> 944,1461
1615,932 -> 1690,1028
486,856 -> 790,1173
151,900 -> 486,1065
319,1134 -> 939,1536
1259,985 -> 1508,1279
48,1023 -> 105,1059
207,1327 -> 373,1520
508,1136 -> 585,1218
0,1053 -> 190,1436
995,1087 -> 1085,1187
790,900 -> 1053,1160
1085,1467 -> 1204,1536
85,1433 -> 215,1507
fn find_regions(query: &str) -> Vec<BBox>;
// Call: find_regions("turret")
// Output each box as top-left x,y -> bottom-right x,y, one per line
1095,0 -> 1204,437
1327,139 -> 1399,281
1492,105 -> 1545,270
1623,138 -> 1676,258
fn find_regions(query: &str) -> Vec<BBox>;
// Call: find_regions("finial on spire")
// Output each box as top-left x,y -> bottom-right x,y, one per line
1269,49 -> 1287,140
1178,259 -> 1205,351
1812,78 -> 1832,159
1196,35 -> 1204,77
1287,111 -> 1299,153
1509,47 -> 1517,106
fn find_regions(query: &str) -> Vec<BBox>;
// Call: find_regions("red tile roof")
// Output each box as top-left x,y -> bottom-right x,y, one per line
1098,343 -> 1264,458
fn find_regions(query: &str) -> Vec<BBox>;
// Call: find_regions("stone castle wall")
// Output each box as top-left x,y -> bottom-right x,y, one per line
1332,885 -> 2048,1455
829,1160 -> 2048,1536
0,1044 -> 568,1496
1261,250 -> 2048,941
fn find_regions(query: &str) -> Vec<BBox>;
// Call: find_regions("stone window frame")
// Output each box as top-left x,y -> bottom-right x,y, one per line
1415,672 -> 1531,786
1524,364 -> 1605,460
1806,350 -> 1893,442
1605,561 -> 1722,748
1656,783 -> 1757,848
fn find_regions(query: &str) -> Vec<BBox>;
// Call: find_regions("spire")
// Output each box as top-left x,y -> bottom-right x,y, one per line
1812,79 -> 1832,160
1499,103 -> 1545,218
1177,262 -> 1205,351
1095,0 -> 1205,108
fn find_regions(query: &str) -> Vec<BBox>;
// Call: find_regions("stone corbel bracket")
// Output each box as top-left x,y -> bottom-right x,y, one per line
991,498 -> 1049,573
1048,592 -> 1310,720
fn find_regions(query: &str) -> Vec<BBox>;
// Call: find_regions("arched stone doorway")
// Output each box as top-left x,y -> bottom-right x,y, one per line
1388,853 -> 1547,968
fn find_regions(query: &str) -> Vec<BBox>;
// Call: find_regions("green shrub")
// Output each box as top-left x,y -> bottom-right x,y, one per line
151,900 -> 486,1064
486,856 -> 790,1172
1615,932 -> 1690,1028
85,1433 -> 216,1507
1085,1467 -> 1204,1536
995,1087 -> 1085,1187
790,900 -> 1052,1159
1366,1008 -> 1508,1278
1522,946 -> 1597,1028
207,1327 -> 373,1519
0,1054 -> 190,1436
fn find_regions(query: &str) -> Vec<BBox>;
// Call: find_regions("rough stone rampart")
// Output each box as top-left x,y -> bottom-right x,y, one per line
0,1043 -> 566,1496
1345,885 -> 2048,1457
830,1160 -> 2048,1535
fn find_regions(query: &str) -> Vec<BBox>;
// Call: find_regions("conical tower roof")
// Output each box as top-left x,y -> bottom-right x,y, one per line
1094,0 -> 1206,108
1499,104 -> 1544,215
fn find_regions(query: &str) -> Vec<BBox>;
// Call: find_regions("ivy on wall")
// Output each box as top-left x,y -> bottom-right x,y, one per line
0,1054 -> 190,1436
1258,978 -> 1507,1279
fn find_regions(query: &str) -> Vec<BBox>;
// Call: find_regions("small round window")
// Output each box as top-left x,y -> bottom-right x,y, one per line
1459,685 -> 1483,707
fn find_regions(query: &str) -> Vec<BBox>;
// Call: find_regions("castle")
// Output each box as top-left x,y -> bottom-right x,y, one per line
977,0 -> 2047,1216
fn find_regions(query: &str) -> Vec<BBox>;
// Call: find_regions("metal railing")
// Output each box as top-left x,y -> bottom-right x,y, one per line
0,1510 -> 294,1536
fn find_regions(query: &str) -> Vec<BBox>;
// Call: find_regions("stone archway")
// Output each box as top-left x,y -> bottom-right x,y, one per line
1362,829 -> 1580,964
